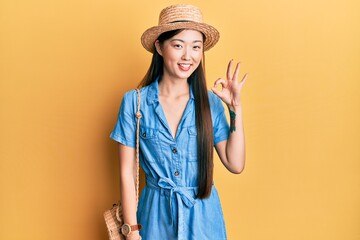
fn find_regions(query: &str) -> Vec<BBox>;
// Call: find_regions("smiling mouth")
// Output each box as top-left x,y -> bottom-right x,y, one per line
178,63 -> 191,71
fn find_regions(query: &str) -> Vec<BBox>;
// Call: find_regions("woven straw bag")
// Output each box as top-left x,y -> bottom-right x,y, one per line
104,89 -> 142,240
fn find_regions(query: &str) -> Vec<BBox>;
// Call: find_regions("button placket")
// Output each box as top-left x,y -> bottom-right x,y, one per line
170,144 -> 178,159
170,144 -> 181,179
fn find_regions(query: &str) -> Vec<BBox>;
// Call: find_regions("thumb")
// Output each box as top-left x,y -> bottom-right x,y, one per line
211,86 -> 223,98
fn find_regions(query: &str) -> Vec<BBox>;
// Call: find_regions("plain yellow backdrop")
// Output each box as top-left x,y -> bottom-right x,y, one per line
1,0 -> 359,239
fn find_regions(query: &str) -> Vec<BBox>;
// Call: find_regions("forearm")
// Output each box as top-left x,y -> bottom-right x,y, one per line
120,171 -> 141,239
118,144 -> 141,239
120,171 -> 138,225
225,105 -> 246,173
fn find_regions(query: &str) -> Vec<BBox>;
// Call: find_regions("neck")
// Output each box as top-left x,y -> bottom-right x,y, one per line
158,75 -> 190,97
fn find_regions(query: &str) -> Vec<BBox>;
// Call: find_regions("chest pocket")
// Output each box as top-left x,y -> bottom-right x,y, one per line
140,127 -> 164,163
187,126 -> 198,162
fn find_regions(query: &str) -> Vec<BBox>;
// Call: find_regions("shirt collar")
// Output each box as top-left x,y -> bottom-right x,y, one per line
146,77 -> 195,105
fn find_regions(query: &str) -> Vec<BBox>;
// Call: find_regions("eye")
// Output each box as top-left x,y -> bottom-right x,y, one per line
173,44 -> 183,49
193,45 -> 202,50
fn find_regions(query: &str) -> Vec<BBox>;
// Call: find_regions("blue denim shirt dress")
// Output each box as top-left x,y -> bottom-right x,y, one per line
110,79 -> 230,240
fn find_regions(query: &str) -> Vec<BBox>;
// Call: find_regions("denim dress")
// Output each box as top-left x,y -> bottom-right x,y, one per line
110,79 -> 230,240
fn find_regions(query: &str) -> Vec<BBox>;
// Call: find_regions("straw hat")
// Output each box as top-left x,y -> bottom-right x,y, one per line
141,4 -> 220,53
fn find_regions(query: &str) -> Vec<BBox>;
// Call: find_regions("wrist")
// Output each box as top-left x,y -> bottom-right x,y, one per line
121,223 -> 142,238
228,107 -> 241,133
227,104 -> 242,113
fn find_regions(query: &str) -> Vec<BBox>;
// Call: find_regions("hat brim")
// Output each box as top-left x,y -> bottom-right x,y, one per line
141,22 -> 220,53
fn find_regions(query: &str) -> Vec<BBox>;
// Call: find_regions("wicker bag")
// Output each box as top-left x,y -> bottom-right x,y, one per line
104,89 -> 142,240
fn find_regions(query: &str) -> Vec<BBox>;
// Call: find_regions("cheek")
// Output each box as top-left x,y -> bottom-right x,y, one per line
193,53 -> 203,65
163,52 -> 180,64
194,52 -> 203,62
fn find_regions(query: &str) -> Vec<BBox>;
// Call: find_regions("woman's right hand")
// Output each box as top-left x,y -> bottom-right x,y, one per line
126,230 -> 141,240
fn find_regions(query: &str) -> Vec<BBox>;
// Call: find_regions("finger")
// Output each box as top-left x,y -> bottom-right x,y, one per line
239,73 -> 249,87
226,59 -> 233,80
241,73 -> 248,82
211,86 -> 226,98
213,78 -> 227,88
233,62 -> 241,81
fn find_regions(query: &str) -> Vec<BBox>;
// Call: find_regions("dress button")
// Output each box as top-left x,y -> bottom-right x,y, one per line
174,171 -> 180,176
172,148 -> 177,154
142,132 -> 146,138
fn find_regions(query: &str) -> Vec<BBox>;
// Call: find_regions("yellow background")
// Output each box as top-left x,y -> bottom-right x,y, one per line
1,0 -> 359,239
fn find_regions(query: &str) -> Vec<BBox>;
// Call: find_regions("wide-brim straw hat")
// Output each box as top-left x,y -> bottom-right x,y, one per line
141,4 -> 220,53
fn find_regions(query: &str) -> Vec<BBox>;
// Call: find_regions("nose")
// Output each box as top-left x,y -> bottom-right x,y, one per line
181,47 -> 191,61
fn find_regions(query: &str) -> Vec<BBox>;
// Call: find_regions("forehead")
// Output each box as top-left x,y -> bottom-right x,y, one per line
169,29 -> 203,42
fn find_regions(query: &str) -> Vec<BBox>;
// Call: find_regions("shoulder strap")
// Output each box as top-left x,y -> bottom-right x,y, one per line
135,89 -> 142,205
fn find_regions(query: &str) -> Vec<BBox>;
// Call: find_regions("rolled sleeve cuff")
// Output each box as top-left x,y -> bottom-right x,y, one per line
110,132 -> 136,149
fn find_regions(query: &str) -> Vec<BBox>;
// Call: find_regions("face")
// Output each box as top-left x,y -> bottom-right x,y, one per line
155,29 -> 204,82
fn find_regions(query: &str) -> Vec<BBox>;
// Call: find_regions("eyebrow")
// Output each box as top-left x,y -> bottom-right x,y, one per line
170,39 -> 203,43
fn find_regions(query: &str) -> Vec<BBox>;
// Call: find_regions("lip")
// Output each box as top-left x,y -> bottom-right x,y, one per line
178,63 -> 192,71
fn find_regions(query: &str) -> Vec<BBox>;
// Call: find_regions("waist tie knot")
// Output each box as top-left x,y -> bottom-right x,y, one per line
146,176 -> 197,239
158,178 -> 197,209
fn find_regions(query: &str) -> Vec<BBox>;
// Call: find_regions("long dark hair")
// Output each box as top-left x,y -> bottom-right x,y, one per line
139,30 -> 214,199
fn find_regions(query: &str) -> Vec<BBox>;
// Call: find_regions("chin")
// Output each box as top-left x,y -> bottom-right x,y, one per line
178,71 -> 195,80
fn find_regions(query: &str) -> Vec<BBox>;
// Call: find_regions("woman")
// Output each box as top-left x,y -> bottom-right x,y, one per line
110,4 -> 248,240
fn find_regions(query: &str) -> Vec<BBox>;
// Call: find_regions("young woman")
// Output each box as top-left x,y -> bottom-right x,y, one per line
110,4 -> 248,240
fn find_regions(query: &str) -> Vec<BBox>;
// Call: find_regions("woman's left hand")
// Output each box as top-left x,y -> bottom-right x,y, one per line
211,59 -> 248,109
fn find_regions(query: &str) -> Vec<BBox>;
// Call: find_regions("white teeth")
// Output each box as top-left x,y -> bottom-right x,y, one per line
179,63 -> 190,66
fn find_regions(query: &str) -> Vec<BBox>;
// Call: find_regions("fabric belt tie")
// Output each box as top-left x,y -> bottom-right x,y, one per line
146,176 -> 197,239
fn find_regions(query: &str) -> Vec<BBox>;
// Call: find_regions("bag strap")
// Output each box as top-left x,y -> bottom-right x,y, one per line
135,89 -> 142,205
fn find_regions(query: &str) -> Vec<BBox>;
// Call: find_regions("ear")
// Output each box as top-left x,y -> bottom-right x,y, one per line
154,40 -> 163,56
